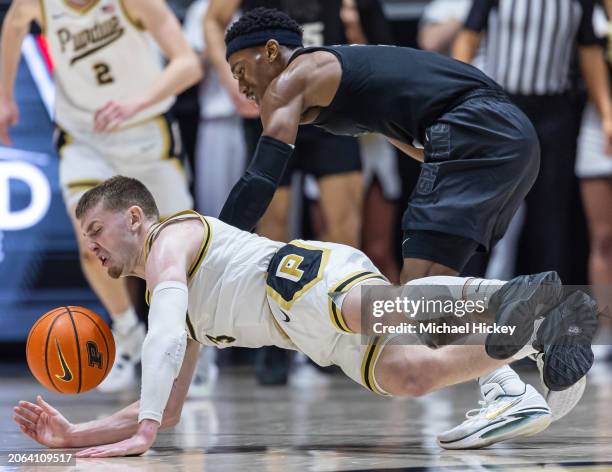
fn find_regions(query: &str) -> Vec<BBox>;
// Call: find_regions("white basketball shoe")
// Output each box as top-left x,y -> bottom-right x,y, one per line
437,383 -> 552,449
187,346 -> 219,399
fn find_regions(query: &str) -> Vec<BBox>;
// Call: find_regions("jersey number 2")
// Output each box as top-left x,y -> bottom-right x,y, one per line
93,63 -> 114,85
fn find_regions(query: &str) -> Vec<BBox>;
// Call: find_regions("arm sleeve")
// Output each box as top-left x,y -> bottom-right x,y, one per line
464,0 -> 495,33
218,135 -> 293,231
577,0 -> 600,46
138,281 -> 189,424
356,0 -> 395,45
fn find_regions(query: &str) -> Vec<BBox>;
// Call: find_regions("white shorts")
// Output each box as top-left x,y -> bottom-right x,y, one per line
576,102 -> 612,179
265,239 -> 394,395
360,133 -> 402,200
55,114 -> 193,216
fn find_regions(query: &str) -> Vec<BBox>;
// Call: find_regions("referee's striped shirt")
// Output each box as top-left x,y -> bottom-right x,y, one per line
465,0 -> 599,95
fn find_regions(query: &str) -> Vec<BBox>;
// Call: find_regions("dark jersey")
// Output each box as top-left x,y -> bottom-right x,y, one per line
241,0 -> 346,46
291,45 -> 503,144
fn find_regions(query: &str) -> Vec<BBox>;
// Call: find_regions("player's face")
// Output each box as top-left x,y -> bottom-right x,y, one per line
80,203 -> 141,279
229,46 -> 282,104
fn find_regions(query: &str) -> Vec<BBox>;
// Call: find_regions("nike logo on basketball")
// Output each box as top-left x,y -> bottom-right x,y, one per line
280,309 -> 291,323
55,339 -> 73,382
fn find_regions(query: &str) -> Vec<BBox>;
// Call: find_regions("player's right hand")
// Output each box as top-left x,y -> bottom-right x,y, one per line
13,395 -> 74,448
0,97 -> 19,146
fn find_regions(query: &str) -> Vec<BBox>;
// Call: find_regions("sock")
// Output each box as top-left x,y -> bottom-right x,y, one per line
406,276 -> 473,300
112,307 -> 139,336
406,276 -> 505,307
478,365 -> 525,395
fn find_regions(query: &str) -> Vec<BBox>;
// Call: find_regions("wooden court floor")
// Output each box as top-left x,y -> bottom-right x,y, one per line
1,363 -> 611,471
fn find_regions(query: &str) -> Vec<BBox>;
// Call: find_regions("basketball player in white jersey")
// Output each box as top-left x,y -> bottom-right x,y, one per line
12,176 -> 598,455
0,0 -> 201,391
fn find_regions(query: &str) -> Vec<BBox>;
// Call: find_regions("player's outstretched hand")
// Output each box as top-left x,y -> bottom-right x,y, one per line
0,97 -> 19,146
76,419 -> 158,458
93,99 -> 143,132
13,395 -> 74,448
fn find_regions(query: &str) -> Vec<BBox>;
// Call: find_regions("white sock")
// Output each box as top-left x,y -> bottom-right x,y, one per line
112,307 -> 139,336
479,365 -> 525,395
407,276 -> 505,307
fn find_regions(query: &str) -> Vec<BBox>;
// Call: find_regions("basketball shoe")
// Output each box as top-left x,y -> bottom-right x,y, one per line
437,374 -> 552,449
187,347 -> 219,399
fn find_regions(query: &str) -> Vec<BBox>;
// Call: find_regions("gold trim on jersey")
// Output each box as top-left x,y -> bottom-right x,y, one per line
118,0 -> 145,30
361,335 -> 386,395
61,0 -> 101,15
328,271 -> 388,334
265,240 -> 331,311
143,211 -> 212,344
143,210 -> 212,305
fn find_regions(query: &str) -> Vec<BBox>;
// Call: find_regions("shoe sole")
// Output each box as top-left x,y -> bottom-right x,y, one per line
486,271 -> 563,360
437,410 -> 552,450
535,354 -> 587,421
537,291 -> 598,391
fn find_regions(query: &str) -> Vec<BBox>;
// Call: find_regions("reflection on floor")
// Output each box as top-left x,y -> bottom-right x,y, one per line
1,363 -> 611,471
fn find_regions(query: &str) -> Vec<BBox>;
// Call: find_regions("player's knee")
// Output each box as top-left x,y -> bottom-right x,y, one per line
379,353 -> 435,397
400,366 -> 436,398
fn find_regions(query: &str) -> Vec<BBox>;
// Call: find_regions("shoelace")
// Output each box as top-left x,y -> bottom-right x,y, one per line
465,400 -> 492,419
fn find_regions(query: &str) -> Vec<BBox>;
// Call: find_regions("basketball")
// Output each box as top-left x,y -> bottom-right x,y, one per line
26,307 -> 115,394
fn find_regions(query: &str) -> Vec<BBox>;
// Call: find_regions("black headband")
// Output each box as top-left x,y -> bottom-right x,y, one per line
226,29 -> 303,60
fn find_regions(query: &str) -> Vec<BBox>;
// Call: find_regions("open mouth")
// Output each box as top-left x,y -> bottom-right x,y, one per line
99,255 -> 109,267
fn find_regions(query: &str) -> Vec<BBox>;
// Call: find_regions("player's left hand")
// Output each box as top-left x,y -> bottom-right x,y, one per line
93,99 -> 144,132
75,419 -> 159,458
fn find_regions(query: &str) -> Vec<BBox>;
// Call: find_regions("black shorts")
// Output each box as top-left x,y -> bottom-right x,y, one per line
402,90 -> 540,270
244,120 -> 362,187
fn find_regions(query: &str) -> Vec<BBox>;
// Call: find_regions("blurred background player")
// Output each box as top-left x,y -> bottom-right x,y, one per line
0,0 -> 201,391
576,0 -> 612,361
453,0 -> 612,283
205,0 -> 367,385
341,0 -> 401,283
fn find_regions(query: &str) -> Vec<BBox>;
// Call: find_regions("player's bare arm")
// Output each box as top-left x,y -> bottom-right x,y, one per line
74,222 -> 199,457
13,339 -> 200,452
204,0 -> 258,117
218,45 -> 338,230
0,0 -> 42,145
93,0 -> 203,132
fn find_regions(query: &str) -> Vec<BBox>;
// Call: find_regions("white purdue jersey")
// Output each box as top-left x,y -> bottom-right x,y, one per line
41,0 -> 174,132
144,212 -> 296,351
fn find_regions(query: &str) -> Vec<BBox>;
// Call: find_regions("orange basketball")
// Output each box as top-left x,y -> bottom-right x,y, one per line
26,306 -> 116,394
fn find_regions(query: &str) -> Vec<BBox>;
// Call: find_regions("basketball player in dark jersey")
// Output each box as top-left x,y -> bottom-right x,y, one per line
217,8 -> 596,447
220,7 -> 540,284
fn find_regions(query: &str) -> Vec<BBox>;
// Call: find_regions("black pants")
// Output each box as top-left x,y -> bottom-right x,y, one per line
509,93 -> 582,282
